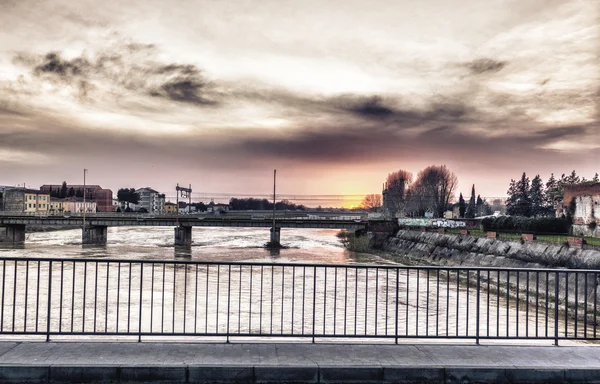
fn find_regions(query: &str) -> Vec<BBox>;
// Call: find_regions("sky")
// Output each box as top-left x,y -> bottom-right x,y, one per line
0,0 -> 599,206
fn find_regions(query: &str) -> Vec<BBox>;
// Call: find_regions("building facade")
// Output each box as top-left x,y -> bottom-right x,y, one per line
1,188 -> 50,213
49,197 -> 96,214
135,188 -> 165,214
563,183 -> 600,238
164,202 -> 177,214
40,184 -> 113,212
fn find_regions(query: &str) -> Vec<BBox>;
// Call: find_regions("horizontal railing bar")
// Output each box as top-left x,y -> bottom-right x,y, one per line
3,331 -> 593,340
0,256 -> 598,274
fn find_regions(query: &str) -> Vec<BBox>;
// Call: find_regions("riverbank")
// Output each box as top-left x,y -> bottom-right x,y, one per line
381,230 -> 600,270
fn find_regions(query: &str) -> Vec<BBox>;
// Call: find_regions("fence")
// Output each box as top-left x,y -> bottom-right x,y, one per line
0,257 -> 598,343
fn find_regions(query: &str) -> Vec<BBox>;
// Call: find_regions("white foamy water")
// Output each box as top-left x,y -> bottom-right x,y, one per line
0,227 -> 392,265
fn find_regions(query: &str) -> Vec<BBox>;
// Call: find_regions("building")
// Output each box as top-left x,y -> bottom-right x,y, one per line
40,184 -> 102,199
49,197 -> 96,214
563,183 -> 600,237
135,188 -> 165,214
40,184 -> 113,212
94,189 -> 113,212
207,203 -> 230,214
164,202 -> 177,214
1,188 -> 50,213
1,188 -> 47,212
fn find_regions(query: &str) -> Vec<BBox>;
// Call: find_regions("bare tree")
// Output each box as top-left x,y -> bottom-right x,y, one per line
383,170 -> 412,217
360,194 -> 382,211
411,165 -> 458,218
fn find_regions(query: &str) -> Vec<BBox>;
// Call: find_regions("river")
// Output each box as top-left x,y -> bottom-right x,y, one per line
0,227 -> 387,264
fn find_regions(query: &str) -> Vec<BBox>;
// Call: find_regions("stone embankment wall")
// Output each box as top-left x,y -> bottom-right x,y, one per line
383,230 -> 600,270
382,230 -> 600,321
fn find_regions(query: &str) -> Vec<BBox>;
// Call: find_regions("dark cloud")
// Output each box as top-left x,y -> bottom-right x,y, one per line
344,96 -> 395,117
34,52 -> 88,78
14,47 -> 219,106
465,58 -> 507,74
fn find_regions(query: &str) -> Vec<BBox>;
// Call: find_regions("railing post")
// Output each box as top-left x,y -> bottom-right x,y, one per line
312,266 -> 317,343
395,268 -> 399,344
138,263 -> 143,342
46,261 -> 52,342
476,270 -> 480,345
554,271 -> 559,346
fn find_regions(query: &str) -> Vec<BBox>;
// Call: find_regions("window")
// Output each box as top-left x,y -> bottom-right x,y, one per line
28,204 -> 31,208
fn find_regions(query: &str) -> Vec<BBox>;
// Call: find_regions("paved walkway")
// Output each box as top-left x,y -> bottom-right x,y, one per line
0,341 -> 600,383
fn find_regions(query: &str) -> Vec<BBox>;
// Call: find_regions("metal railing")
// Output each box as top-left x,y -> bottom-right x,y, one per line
0,257 -> 598,343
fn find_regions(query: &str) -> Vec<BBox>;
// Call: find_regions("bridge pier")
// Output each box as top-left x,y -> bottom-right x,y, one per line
269,227 -> 281,245
175,226 -> 192,247
0,224 -> 26,246
82,226 -> 108,246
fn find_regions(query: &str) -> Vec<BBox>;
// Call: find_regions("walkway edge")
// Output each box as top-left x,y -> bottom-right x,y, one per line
0,364 -> 599,383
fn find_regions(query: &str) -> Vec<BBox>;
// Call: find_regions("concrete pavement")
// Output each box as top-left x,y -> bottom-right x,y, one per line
0,341 -> 600,383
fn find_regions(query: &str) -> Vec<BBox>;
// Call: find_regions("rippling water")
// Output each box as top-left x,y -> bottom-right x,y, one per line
0,227 -> 391,265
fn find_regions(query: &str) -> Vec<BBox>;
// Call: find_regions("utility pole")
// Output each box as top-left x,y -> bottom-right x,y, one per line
272,169 -> 276,229
83,169 -> 87,228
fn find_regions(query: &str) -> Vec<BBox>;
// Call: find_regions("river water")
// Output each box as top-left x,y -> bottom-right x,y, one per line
0,227 -> 386,264
0,227 -> 594,344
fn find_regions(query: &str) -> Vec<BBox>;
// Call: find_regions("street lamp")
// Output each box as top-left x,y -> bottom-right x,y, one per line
83,169 -> 88,228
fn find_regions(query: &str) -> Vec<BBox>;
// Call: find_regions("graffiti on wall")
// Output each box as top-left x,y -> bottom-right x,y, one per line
398,218 -> 466,228
398,218 -> 431,227
431,219 -> 466,228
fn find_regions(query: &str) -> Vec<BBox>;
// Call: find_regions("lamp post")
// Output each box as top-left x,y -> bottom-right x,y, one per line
83,169 -> 87,228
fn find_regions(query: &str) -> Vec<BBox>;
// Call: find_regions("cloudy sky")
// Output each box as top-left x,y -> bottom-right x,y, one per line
0,0 -> 598,206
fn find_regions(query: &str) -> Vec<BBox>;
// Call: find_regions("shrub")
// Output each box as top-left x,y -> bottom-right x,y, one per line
337,231 -> 371,252
481,216 -> 570,234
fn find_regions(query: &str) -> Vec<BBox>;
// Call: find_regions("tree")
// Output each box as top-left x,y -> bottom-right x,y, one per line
593,173 -> 599,183
565,170 -> 580,185
476,194 -> 484,217
458,193 -> 466,218
75,189 -> 83,198
410,165 -> 458,218
530,175 -> 545,217
506,179 -> 518,215
514,172 -> 532,217
384,170 -> 412,217
544,173 -> 559,212
361,194 -> 382,211
194,202 -> 207,212
465,185 -> 476,218
68,187 -> 75,197
117,188 -> 140,209
60,181 -> 68,198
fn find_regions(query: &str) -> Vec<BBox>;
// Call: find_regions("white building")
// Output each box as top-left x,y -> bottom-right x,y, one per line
135,187 -> 165,214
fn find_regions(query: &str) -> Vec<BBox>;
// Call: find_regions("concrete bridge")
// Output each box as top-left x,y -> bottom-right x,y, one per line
0,213 -> 385,246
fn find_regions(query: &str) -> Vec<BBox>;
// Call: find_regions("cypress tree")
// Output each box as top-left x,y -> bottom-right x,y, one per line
515,172 -> 532,217
458,193 -> 466,218
530,175 -> 544,217
476,195 -> 483,217
506,179 -> 517,216
465,185 -> 476,218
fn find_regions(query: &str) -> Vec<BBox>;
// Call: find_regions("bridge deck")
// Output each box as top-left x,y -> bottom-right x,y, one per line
0,341 -> 598,383
0,216 -> 369,230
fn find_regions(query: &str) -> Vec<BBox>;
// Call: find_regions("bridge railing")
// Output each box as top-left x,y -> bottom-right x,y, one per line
0,212 -> 368,221
0,257 -> 597,343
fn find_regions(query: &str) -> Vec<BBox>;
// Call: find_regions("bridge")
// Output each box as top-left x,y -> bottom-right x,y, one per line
0,212 -> 388,247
